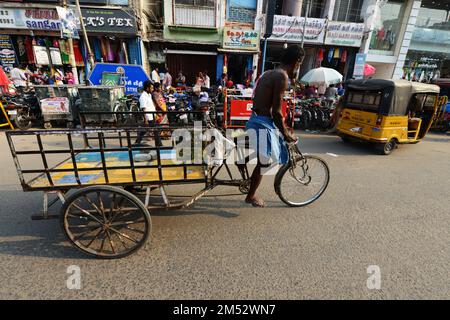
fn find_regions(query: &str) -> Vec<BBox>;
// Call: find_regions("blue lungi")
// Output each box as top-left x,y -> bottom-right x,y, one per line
245,113 -> 288,165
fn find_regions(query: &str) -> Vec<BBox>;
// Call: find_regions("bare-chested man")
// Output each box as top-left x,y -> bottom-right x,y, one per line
245,45 -> 305,207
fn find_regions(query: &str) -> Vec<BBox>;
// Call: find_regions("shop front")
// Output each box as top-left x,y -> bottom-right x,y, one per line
0,5 -> 139,84
402,0 -> 450,82
322,21 -> 364,79
261,16 -> 363,81
0,7 -> 85,82
79,7 -> 141,66
218,27 -> 259,87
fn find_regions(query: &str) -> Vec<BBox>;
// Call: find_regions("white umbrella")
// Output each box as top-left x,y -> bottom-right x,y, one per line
300,67 -> 343,86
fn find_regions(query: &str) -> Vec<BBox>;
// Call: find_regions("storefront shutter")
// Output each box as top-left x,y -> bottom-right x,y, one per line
128,39 -> 141,66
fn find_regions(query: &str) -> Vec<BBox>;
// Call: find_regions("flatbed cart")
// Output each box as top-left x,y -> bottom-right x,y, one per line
6,126 -> 330,259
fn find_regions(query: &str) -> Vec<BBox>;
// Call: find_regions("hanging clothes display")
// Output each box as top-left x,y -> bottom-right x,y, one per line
340,49 -> 347,63
72,40 -> 85,67
59,40 -> 70,65
100,37 -> 108,61
93,38 -> 102,62
25,37 -> 35,64
14,36 -> 28,64
333,48 -> 340,59
328,49 -> 334,63
106,39 -> 115,62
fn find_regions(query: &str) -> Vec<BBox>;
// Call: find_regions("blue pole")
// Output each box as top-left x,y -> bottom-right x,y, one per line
261,37 -> 268,74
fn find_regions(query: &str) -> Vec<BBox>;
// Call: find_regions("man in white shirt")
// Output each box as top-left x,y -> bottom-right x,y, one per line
10,64 -> 27,88
204,70 -> 210,89
151,67 -> 160,84
135,80 -> 161,146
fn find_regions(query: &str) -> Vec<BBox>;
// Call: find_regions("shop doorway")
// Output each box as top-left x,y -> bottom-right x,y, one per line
227,54 -> 252,86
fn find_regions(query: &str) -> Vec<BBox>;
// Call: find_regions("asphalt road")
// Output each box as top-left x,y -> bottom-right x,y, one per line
0,130 -> 449,299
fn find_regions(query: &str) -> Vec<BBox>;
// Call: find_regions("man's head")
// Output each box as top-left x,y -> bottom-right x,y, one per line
143,80 -> 153,93
280,45 -> 305,79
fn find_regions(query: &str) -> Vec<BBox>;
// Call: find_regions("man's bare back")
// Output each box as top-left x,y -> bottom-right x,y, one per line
252,69 -> 289,117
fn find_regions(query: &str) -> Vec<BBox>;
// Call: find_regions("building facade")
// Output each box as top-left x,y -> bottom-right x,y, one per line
0,0 -> 145,82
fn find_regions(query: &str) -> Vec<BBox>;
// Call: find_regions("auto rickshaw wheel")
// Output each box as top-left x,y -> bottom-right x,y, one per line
340,136 -> 351,143
60,185 -> 151,259
375,139 -> 396,155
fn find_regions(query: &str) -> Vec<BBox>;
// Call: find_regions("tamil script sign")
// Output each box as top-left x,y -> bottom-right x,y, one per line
266,15 -> 326,44
222,27 -> 259,52
325,22 -> 365,47
0,8 -> 61,31
88,63 -> 150,94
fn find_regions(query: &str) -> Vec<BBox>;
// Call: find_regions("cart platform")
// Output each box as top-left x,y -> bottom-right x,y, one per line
29,150 -> 205,188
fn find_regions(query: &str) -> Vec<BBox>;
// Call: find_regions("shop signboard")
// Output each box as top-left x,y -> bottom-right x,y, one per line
0,8 -> 61,31
353,53 -> 367,80
222,27 -> 259,52
325,22 -> 364,47
40,97 -> 70,114
79,8 -> 137,34
33,46 -> 50,66
0,35 -> 17,71
88,63 -> 150,95
230,100 -> 287,121
264,15 -> 326,44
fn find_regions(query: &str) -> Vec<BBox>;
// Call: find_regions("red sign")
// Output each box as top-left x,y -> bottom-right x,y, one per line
230,100 -> 253,120
230,100 -> 288,121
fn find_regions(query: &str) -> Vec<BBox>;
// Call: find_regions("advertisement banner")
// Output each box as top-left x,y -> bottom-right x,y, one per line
56,6 -> 79,39
80,7 -> 137,34
0,8 -> 61,31
88,63 -> 150,94
264,15 -> 326,44
40,97 -> 70,114
49,47 -> 62,65
222,27 -> 259,52
0,35 -> 17,71
325,22 -> 364,47
33,46 -> 50,65
353,53 -> 367,79
230,100 -> 287,120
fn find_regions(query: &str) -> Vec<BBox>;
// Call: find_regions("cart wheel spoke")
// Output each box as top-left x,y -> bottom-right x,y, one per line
105,230 -> 116,254
71,203 -> 104,225
122,226 -> 145,234
83,228 -> 105,249
115,232 -> 130,250
110,219 -> 145,227
72,225 -> 102,243
83,195 -> 105,222
109,227 -> 139,244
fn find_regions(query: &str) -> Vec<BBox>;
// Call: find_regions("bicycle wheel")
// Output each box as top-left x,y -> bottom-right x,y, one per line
274,155 -> 330,207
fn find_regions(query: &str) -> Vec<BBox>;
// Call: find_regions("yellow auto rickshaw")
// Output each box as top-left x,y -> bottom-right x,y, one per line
337,79 -> 442,155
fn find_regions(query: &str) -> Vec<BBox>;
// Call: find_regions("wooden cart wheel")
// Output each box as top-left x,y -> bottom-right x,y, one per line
60,185 -> 151,259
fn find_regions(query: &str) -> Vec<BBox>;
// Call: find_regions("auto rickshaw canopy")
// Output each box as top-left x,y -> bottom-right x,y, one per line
346,79 -> 440,116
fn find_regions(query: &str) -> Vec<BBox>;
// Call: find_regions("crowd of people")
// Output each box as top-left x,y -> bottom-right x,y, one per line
7,64 -> 76,90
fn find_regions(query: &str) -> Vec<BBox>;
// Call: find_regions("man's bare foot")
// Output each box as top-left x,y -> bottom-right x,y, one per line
245,197 -> 265,207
